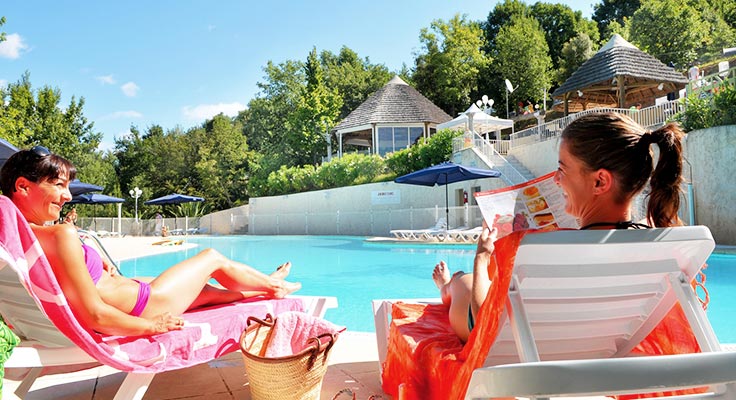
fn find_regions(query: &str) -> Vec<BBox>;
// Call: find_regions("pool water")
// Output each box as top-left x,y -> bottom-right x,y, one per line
119,236 -> 736,343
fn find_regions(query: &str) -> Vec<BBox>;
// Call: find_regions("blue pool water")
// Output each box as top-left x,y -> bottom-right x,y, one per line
119,236 -> 736,342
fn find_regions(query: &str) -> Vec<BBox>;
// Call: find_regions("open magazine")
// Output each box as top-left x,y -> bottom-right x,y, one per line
474,172 -> 579,238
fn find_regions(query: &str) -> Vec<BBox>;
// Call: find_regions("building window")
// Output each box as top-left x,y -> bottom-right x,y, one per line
410,127 -> 424,145
378,127 -> 393,155
394,127 -> 409,150
376,126 -> 426,156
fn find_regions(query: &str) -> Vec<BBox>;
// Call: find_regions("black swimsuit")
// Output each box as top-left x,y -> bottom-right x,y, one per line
579,221 -> 651,230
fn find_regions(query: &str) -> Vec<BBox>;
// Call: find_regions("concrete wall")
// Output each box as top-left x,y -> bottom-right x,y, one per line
685,125 -> 736,245
199,205 -> 249,235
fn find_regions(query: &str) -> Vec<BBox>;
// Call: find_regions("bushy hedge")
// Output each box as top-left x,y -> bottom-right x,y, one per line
385,129 -> 461,177
258,129 -> 462,196
675,82 -> 736,131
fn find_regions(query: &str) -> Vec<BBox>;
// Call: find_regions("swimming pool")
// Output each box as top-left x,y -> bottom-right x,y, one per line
119,236 -> 736,343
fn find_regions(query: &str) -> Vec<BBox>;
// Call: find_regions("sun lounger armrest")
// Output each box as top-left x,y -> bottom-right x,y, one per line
466,351 -> 736,399
372,298 -> 442,376
288,295 -> 338,318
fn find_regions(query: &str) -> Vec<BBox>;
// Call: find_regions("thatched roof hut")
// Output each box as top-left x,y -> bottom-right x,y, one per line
332,76 -> 451,157
552,35 -> 688,114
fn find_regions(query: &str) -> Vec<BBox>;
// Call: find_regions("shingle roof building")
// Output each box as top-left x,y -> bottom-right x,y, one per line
552,35 -> 688,113
332,76 -> 452,157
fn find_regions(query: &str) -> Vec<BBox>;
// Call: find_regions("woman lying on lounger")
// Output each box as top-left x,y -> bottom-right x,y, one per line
434,112 -> 686,342
0,147 -> 301,336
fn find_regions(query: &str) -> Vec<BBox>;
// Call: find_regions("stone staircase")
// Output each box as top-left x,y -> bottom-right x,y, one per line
504,154 -> 536,181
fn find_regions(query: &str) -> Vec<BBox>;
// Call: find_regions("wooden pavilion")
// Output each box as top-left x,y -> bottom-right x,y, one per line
552,34 -> 688,114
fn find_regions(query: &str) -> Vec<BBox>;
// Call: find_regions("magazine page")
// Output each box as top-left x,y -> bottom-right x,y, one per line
473,172 -> 578,238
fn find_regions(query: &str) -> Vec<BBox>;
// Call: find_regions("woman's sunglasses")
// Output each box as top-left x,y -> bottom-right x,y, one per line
31,145 -> 51,157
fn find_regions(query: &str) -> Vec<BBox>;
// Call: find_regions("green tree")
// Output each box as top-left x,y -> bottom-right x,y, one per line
288,47 -> 343,166
241,60 -> 305,156
413,14 -> 490,116
492,15 -> 552,115
696,1 -> 736,57
557,32 -> 596,85
482,0 -> 532,52
320,46 -> 391,119
592,0 -> 641,41
0,16 -> 6,42
194,114 -> 250,208
0,73 -> 101,167
628,0 -> 707,68
531,2 -> 600,70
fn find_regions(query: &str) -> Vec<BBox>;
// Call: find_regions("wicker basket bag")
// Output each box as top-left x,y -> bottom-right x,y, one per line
239,315 -> 337,400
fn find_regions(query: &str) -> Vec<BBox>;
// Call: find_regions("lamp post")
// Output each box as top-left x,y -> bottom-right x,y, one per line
129,186 -> 142,223
475,95 -> 494,115
475,95 -> 496,141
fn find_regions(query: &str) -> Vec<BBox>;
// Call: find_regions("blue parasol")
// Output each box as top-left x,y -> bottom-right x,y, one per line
144,193 -> 205,205
69,179 -> 104,196
395,162 -> 501,228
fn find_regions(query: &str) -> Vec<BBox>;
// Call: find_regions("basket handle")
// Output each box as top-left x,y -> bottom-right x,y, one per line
305,332 -> 337,371
246,314 -> 274,328
242,314 -> 276,357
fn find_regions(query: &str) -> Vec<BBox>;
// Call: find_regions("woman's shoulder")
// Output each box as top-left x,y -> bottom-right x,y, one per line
32,222 -> 79,242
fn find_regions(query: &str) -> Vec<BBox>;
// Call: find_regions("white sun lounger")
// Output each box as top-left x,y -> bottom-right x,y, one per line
390,217 -> 447,241
373,226 -> 736,399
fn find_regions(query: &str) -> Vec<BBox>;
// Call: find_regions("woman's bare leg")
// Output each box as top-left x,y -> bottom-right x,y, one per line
433,261 -> 473,342
432,224 -> 497,343
141,249 -> 300,317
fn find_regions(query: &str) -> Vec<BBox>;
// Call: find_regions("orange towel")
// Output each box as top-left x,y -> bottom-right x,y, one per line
381,229 -> 704,400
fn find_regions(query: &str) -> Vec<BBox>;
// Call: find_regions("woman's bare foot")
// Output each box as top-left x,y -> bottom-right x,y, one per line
270,262 -> 291,280
432,261 -> 451,290
272,280 -> 301,299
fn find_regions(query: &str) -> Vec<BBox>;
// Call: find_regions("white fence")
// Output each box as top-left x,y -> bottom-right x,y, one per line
250,204 -> 485,237
509,100 -> 683,149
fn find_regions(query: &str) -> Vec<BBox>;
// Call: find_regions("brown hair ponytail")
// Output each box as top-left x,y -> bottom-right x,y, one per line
645,123 -> 685,227
561,112 -> 685,227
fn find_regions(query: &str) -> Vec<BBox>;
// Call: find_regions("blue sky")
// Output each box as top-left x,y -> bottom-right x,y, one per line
1,1 -> 596,150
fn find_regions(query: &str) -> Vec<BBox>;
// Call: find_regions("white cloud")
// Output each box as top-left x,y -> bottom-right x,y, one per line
96,75 -> 116,85
0,79 -> 7,88
0,33 -> 29,59
98,110 -> 143,121
182,102 -> 245,121
121,81 -> 140,97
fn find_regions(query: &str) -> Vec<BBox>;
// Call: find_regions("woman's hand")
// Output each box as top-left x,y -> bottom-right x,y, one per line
475,220 -> 498,263
149,312 -> 185,334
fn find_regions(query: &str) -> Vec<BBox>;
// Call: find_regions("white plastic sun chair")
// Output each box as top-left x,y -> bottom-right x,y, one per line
0,195 -> 337,400
390,217 -> 447,241
446,226 -> 483,243
373,226 -> 736,399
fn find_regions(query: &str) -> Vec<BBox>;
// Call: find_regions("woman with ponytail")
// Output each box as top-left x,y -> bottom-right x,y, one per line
555,111 -> 685,229
432,112 -> 687,342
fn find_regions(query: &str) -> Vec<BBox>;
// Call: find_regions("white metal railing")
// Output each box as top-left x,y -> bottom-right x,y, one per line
686,66 -> 736,95
454,133 -> 527,186
509,100 -> 683,149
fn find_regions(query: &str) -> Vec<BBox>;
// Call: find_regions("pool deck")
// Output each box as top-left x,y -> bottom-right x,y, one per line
3,236 -> 387,400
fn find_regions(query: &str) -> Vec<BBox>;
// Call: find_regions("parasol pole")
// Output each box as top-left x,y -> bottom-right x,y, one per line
444,172 -> 449,230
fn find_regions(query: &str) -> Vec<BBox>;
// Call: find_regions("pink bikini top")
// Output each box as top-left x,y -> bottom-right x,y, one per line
82,243 -> 104,284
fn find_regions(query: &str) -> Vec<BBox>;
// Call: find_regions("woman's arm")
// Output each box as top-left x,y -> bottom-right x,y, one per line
471,221 -> 498,315
33,224 -> 182,336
